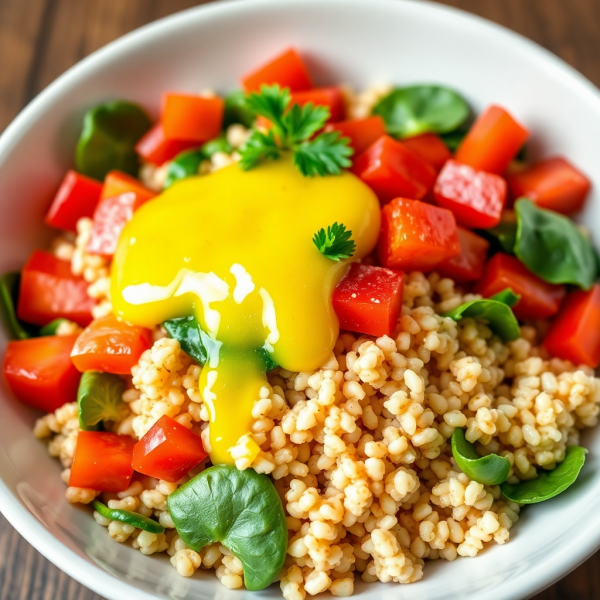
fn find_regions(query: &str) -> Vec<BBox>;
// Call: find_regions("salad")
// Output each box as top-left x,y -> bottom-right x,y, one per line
2,47 -> 599,598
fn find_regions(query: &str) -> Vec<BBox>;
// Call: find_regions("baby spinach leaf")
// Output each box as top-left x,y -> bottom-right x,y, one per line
479,221 -> 517,254
489,288 -> 519,307
451,428 -> 510,485
373,85 -> 470,138
501,446 -> 587,504
39,318 -> 72,336
168,465 -> 287,591
0,272 -> 35,340
440,129 -> 467,152
515,198 -> 597,289
93,500 -> 164,534
77,371 -> 125,431
223,90 -> 256,128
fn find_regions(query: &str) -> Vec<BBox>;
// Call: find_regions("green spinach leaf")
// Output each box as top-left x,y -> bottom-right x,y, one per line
0,272 -> 34,340
39,318 -> 72,336
479,221 -> 517,254
78,371 -> 125,431
223,90 -> 256,128
93,500 -> 164,534
440,129 -> 467,152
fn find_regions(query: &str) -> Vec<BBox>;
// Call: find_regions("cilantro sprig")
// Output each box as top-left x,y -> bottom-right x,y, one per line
239,85 -> 353,176
313,222 -> 356,261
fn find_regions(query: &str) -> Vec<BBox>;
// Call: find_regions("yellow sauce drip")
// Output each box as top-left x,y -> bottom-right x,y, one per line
111,158 -> 380,464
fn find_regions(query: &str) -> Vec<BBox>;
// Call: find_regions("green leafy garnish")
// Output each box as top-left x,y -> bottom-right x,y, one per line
77,371 -> 125,431
168,465 -> 287,591
39,318 -> 72,336
479,221 -> 518,254
238,85 -> 352,176
451,428 -> 510,486
501,446 -> 587,504
440,129 -> 467,152
93,500 -> 164,534
312,222 -> 356,262
0,272 -> 34,340
223,90 -> 256,128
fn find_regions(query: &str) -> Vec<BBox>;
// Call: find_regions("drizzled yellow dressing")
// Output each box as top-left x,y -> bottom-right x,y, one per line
111,158 -> 380,464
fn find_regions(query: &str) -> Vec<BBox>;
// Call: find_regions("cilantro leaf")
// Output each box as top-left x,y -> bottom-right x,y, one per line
283,103 -> 330,144
239,129 -> 281,171
294,131 -> 353,177
312,222 -> 356,261
244,85 -> 290,137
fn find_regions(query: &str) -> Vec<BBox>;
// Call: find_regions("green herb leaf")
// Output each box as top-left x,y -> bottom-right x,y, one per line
479,221 -> 517,254
313,222 -> 356,262
239,129 -> 281,171
294,131 -> 353,177
373,85 -> 470,138
93,500 -> 164,534
489,288 -> 519,307
168,465 -> 287,591
244,84 -> 290,138
515,198 -> 597,289
201,134 -> 234,159
440,129 -> 467,152
223,90 -> 256,128
77,371 -> 125,431
39,318 -> 72,336
501,446 -> 587,504
0,272 -> 34,340
164,148 -> 205,189
283,102 -> 330,144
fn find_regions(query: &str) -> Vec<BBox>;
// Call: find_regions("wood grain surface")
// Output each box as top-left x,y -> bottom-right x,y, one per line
0,0 -> 599,598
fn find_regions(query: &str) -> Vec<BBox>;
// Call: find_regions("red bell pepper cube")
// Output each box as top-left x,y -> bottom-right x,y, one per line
378,198 -> 460,272
241,48 -> 312,93
135,123 -> 199,166
455,105 -> 529,175
290,87 -> 346,123
45,170 -> 103,233
433,159 -> 507,229
324,117 -> 386,155
3,334 -> 81,413
401,133 -> 452,172
475,253 -> 565,320
132,415 -> 207,483
332,263 -> 404,337
437,227 -> 490,283
100,171 -> 156,202
507,156 -> 591,215
71,315 -> 152,375
352,136 -> 437,205
17,250 -> 95,327
543,285 -> 600,367
161,93 -> 224,143
69,431 -> 135,492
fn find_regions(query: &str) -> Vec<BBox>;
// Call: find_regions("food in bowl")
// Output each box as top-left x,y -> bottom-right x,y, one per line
1,46 -> 599,598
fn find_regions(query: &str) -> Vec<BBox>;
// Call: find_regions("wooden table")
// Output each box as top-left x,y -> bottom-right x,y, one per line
0,0 -> 599,598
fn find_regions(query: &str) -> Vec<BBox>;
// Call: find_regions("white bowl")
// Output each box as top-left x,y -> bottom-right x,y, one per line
1,1 -> 600,599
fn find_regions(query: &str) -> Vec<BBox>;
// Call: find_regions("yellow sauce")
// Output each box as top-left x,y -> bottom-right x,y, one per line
111,158 -> 380,464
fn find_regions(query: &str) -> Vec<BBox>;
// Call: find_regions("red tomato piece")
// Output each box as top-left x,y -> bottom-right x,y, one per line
401,133 -> 452,172
17,250 -> 95,327
332,263 -> 404,338
241,48 -> 312,93
100,171 -> 156,202
161,93 -> 224,143
71,315 -> 152,374
45,170 -> 103,233
543,285 -> 600,367
437,227 -> 490,283
290,87 -> 346,122
132,415 -> 207,483
69,431 -> 135,492
352,136 -> 437,205
324,117 -> 387,155
378,198 -> 460,272
507,156 -> 591,215
475,253 -> 566,320
434,159 -> 507,229
3,335 -> 81,413
135,123 -> 199,166
455,105 -> 529,174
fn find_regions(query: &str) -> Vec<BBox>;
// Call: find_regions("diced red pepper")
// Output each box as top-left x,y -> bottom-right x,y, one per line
434,159 -> 507,229
378,198 -> 460,271
3,334 -> 81,413
352,136 -> 437,205
132,415 -> 207,483
401,133 -> 452,172
69,431 -> 135,492
100,171 -> 156,203
507,156 -> 591,215
241,48 -> 312,93
17,250 -> 95,327
290,87 -> 346,123
543,285 -> 600,367
324,117 -> 387,155
45,171 -> 103,233
71,315 -> 152,375
332,263 -> 404,337
437,227 -> 490,283
455,105 -> 529,174
475,253 -> 566,320
135,123 -> 199,166
161,93 -> 224,143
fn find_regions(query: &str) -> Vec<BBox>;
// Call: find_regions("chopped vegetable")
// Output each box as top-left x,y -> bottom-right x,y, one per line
39,318 -> 72,336
481,220 -> 517,254
332,263 -> 404,337
100,170 -> 156,202
93,500 -> 165,534
134,123 -> 198,166
373,85 -> 469,138
241,47 -> 312,93
45,170 -> 103,232
312,222 -> 355,261
324,116 -> 387,155
378,198 -> 460,271
77,371 -> 125,431
400,132 -> 452,172
201,135 -> 234,158
75,100 -> 152,180
163,316 -> 210,365
161,93 -> 224,143
168,465 -> 287,591
437,227 -> 490,283
451,428 -> 510,485
290,86 -> 346,123
0,272 -> 34,339
3,334 -> 81,412
69,431 -> 135,492
71,315 -> 152,374
223,90 -> 256,128
132,415 -> 207,483
501,446 -> 587,504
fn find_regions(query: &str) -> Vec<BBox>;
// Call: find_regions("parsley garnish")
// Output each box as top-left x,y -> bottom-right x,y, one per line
313,222 -> 356,261
239,85 -> 353,176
